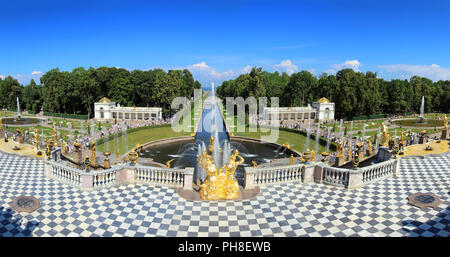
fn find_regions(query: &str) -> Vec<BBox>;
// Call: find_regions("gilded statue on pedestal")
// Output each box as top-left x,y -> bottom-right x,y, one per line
368,140 -> 373,156
90,140 -> 96,167
442,114 -> 448,130
380,123 -> 389,146
196,142 -> 244,200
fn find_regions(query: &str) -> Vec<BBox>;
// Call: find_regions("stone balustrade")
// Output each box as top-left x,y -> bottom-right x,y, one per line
44,160 -> 194,191
135,165 -> 188,187
244,158 -> 400,190
244,164 -> 304,189
321,165 -> 350,187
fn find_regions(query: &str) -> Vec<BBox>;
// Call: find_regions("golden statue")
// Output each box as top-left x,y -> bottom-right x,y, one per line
52,124 -> 58,146
220,149 -> 244,200
252,160 -> 258,168
166,159 -> 175,168
380,123 -> 389,146
208,136 -> 215,153
90,140 -> 96,167
336,139 -> 344,157
196,145 -> 244,200
368,140 -> 373,156
290,154 -> 294,165
115,150 -> 120,165
62,140 -> 66,154
282,142 -> 291,150
310,150 -> 315,162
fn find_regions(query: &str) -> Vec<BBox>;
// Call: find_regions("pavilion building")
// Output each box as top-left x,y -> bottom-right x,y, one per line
94,97 -> 162,121
262,97 -> 335,122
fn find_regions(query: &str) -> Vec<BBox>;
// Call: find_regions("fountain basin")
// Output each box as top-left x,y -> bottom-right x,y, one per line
393,118 -> 443,128
2,117 -> 42,126
137,136 -> 300,185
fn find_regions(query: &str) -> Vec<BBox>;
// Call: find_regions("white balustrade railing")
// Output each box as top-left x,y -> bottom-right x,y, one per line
322,166 -> 349,187
251,164 -> 303,185
135,165 -> 185,187
49,161 -> 82,187
92,167 -> 121,189
360,159 -> 396,185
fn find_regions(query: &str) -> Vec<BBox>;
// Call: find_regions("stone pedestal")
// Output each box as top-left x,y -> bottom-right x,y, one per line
183,167 -> 194,190
80,174 -> 94,191
335,156 -> 346,167
442,129 -> 448,140
347,171 -> 363,189
302,164 -> 315,183
244,167 -> 256,190
313,165 -> 324,183
44,161 -> 52,178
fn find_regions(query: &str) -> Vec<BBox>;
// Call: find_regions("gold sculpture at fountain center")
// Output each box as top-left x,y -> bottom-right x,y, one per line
196,146 -> 244,200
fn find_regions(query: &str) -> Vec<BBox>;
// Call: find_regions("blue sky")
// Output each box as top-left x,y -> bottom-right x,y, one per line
1,0 -> 450,86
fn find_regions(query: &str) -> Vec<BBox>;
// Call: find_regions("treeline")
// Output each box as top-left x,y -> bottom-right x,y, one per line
0,67 -> 202,118
216,67 -> 450,119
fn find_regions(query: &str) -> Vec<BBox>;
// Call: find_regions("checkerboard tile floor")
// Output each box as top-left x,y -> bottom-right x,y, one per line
0,152 -> 448,237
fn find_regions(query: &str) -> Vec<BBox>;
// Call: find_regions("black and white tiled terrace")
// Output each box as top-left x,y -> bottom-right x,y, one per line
0,151 -> 448,237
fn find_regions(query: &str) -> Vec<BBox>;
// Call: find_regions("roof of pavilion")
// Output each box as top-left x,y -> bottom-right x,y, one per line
316,97 -> 331,103
98,97 -> 113,103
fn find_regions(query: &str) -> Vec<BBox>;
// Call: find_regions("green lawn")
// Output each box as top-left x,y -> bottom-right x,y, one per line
97,126 -> 191,154
3,125 -> 83,140
234,128 -> 332,154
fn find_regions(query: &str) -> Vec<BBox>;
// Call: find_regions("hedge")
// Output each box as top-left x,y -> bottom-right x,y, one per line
344,114 -> 389,121
44,112 -> 89,120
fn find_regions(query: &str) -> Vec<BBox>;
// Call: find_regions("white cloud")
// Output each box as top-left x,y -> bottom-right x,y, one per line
273,59 -> 299,75
241,65 -> 252,74
187,62 -> 236,79
332,60 -> 361,72
377,63 -> 450,81
31,70 -> 42,75
0,75 -> 4,79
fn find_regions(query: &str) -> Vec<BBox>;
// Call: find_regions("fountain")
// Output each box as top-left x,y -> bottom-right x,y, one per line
2,97 -> 42,126
314,123 -> 321,161
304,121 -> 311,152
393,96 -> 442,128
139,82 -> 301,186
325,127 -> 332,153
418,96 -> 425,123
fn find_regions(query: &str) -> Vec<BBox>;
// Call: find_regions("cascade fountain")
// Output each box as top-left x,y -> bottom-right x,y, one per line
314,123 -> 321,161
304,121 -> 312,152
325,127 -> 332,153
